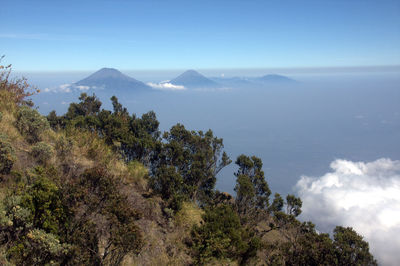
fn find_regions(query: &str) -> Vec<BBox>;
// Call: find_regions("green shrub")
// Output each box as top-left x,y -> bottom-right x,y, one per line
0,111 -> 3,122
0,134 -> 16,174
15,106 -> 49,143
55,135 -> 73,158
9,229 -> 71,265
1,169 -> 72,265
31,142 -> 53,165
191,204 -> 259,264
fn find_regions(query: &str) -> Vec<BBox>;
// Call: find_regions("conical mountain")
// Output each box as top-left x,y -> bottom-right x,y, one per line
75,68 -> 151,91
170,70 -> 220,89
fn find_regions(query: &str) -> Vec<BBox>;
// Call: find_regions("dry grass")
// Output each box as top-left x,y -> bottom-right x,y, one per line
0,93 -> 22,143
174,201 -> 204,229
69,128 -> 113,162
120,201 -> 202,265
125,161 -> 149,190
0,91 -> 18,114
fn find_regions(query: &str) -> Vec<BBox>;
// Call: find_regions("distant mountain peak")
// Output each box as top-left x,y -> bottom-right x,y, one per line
98,67 -> 119,71
97,67 -> 122,73
182,69 -> 201,75
75,68 -> 150,91
80,68 -> 126,80
170,70 -> 220,89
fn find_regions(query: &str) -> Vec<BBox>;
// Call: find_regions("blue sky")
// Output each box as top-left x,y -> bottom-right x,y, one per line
1,0 -> 399,71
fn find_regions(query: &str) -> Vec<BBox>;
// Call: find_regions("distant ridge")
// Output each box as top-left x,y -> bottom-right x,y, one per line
170,70 -> 220,89
75,68 -> 151,91
211,74 -> 296,88
210,76 -> 254,88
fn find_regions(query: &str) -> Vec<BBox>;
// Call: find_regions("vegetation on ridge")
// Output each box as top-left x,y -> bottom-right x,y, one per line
0,60 -> 377,265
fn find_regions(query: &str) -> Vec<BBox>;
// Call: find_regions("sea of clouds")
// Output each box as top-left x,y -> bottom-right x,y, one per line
43,83 -> 92,93
296,158 -> 400,266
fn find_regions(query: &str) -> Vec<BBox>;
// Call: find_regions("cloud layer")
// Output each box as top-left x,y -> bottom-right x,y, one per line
43,84 -> 92,93
147,82 -> 185,91
296,158 -> 400,266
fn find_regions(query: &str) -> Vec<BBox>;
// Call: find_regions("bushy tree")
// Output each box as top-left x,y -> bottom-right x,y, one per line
152,124 -> 231,205
234,155 -> 271,222
128,110 -> 161,162
191,204 -> 259,264
269,193 -> 284,214
47,110 -> 66,130
150,165 -> 184,210
111,95 -> 128,116
286,194 -> 302,217
333,226 -> 377,266
15,106 -> 49,143
269,221 -> 337,265
66,93 -> 102,119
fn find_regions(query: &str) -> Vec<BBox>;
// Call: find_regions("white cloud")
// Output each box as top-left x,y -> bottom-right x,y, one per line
42,84 -> 96,93
75,85 -> 90,91
147,82 -> 186,91
296,158 -> 400,266
59,84 -> 70,90
59,84 -> 72,93
43,84 -> 72,93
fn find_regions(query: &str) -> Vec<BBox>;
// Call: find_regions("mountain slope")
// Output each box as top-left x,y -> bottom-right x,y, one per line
75,68 -> 151,91
170,70 -> 220,89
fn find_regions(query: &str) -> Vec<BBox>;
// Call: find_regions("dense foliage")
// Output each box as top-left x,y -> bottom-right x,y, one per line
0,61 -> 377,265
